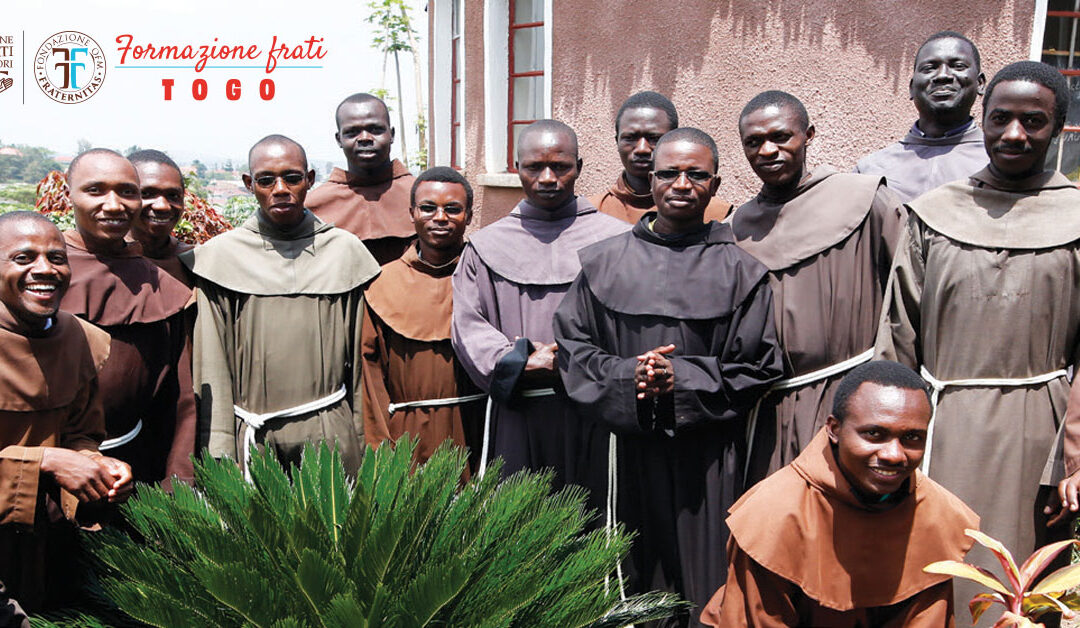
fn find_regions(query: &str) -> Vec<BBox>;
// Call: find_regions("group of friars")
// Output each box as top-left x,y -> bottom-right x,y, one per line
3,28 -> 1080,628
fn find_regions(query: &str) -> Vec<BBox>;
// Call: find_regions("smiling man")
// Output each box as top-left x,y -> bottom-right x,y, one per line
731,91 -> 906,488
876,61 -> 1080,625
128,149 -> 193,287
306,92 -> 416,265
182,135 -> 380,477
0,211 -> 131,612
452,119 -> 628,495
555,127 -> 782,626
589,90 -> 732,223
702,360 -> 978,627
856,31 -> 988,202
59,149 -> 193,487
360,166 -> 485,471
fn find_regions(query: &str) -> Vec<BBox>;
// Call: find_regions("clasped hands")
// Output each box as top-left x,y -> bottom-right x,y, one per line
636,344 -> 676,400
40,447 -> 134,505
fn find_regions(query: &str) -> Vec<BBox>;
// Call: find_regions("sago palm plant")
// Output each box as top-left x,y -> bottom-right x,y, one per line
83,439 -> 685,627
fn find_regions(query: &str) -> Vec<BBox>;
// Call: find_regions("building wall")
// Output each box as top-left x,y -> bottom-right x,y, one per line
432,0 -> 1037,225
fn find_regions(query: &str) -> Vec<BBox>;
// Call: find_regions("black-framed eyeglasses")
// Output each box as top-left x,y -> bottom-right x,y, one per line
253,173 -> 306,188
414,203 -> 467,216
652,169 -> 714,183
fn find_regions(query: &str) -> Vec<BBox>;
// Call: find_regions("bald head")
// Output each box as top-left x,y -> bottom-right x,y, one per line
0,210 -> 61,236
248,134 -> 308,173
335,92 -> 391,129
67,148 -> 131,182
655,127 -> 719,173
517,120 -> 579,161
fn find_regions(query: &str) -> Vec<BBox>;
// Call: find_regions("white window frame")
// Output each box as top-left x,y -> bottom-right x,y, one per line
432,0 -> 465,168
481,0 -> 551,180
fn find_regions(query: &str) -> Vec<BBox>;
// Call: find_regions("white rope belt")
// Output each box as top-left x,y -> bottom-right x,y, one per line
477,387 -> 556,479
919,366 -> 1067,474
604,433 -> 627,601
234,384 -> 347,482
99,419 -> 143,451
744,349 -> 875,478
388,393 -> 487,416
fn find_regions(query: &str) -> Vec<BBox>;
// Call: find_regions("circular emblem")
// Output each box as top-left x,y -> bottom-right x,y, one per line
34,31 -> 106,103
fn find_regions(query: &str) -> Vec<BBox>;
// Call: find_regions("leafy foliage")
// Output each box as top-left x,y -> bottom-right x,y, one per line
88,440 -> 686,627
925,529 -> 1080,626
0,144 -> 64,184
33,170 -> 232,244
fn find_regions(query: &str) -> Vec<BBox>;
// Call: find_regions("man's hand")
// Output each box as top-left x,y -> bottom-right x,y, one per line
522,341 -> 558,381
40,448 -> 115,503
94,455 -> 134,503
1045,470 -> 1080,527
636,344 -> 676,400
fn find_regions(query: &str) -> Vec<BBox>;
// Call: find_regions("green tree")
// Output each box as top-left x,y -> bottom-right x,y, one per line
183,171 -> 209,201
76,139 -> 91,155
191,159 -> 208,180
82,441 -> 686,627
367,0 -> 427,169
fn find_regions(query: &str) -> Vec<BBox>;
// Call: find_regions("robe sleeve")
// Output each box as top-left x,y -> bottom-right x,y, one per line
870,184 -> 908,296
451,244 -> 518,395
874,211 -> 926,368
553,273 -> 644,433
360,303 -> 394,449
348,289 -> 366,445
192,282 -> 238,461
667,275 -> 783,429
0,446 -> 43,527
145,308 -> 186,485
701,538 -> 803,627
163,305 -> 197,490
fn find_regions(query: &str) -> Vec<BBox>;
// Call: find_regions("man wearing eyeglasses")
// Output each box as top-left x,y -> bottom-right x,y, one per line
360,166 -> 485,474
306,92 -> 416,265
589,90 -> 732,224
731,91 -> 906,489
555,128 -> 782,626
182,135 -> 380,476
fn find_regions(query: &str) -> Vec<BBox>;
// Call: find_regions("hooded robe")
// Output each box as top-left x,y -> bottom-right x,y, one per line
589,172 -> 733,224
854,121 -> 988,203
60,232 -> 193,485
554,216 -> 783,626
702,429 -> 978,627
875,167 -> 1080,626
306,160 -> 416,265
451,196 -> 628,493
732,168 -> 905,484
0,312 -> 110,610
182,211 -> 380,475
361,245 -> 484,470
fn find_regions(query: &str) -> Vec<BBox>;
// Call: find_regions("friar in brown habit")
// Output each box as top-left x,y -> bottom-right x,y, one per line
879,62 -> 1080,627
59,149 -> 194,487
183,135 -> 380,478
589,90 -> 732,224
361,166 -> 484,471
127,149 -> 197,488
731,91 -> 906,487
0,211 -> 132,611
306,92 -> 417,265
703,361 -> 978,627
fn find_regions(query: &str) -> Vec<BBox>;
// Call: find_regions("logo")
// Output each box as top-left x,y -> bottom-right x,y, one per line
34,31 -> 106,103
0,35 -> 14,96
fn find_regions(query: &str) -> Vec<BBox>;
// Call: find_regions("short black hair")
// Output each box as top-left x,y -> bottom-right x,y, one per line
915,30 -> 981,73
984,61 -> 1070,134
410,166 -> 474,210
739,90 -> 810,131
67,148 -> 126,180
517,119 -> 579,160
615,91 -> 679,135
128,149 -> 184,190
335,92 -> 391,129
654,127 -> 719,173
832,360 -> 932,422
248,134 -> 308,172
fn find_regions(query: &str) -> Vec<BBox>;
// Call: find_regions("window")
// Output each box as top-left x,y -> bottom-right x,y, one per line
1037,0 -> 1080,179
451,0 -> 463,168
507,0 -> 544,171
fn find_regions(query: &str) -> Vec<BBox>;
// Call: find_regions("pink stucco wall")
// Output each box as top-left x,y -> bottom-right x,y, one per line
435,0 -> 1037,223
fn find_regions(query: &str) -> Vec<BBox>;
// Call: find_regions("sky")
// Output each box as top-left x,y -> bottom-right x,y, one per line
0,0 -> 429,173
